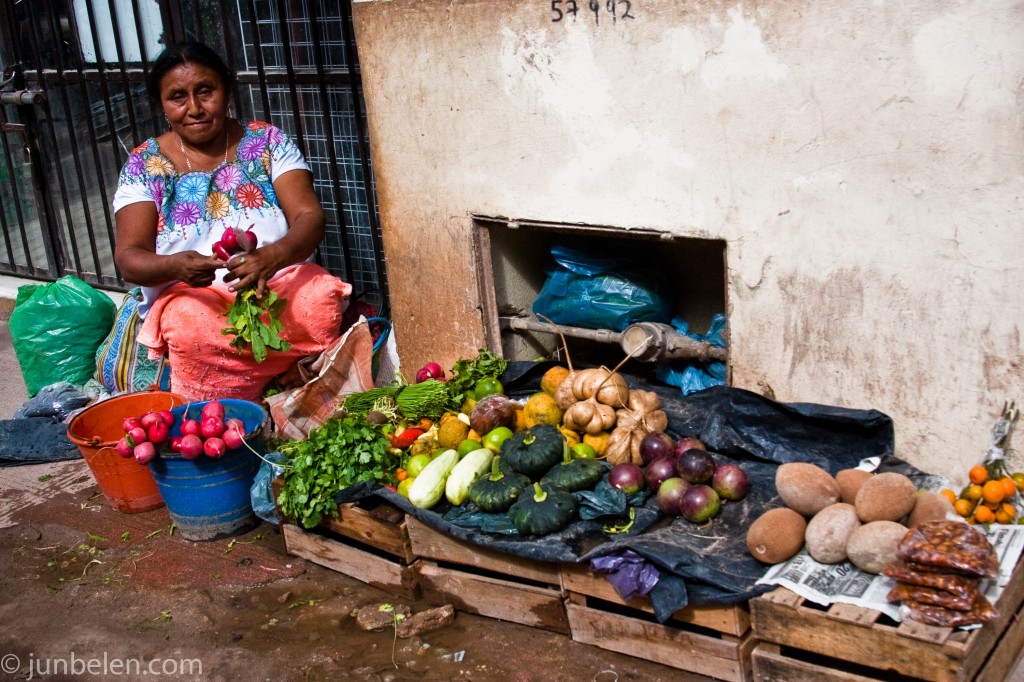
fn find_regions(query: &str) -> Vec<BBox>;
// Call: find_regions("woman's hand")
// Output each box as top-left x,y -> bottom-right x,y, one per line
177,251 -> 223,288
223,246 -> 283,296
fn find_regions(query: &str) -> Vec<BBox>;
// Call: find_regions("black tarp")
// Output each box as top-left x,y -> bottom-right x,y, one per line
333,361 -> 898,621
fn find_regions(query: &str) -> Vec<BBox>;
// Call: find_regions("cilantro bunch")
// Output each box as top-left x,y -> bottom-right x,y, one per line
221,288 -> 290,363
276,416 -> 395,529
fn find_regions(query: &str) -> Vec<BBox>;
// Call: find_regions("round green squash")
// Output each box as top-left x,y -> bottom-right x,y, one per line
540,448 -> 604,492
501,424 -> 566,479
508,482 -> 577,536
468,457 -> 531,513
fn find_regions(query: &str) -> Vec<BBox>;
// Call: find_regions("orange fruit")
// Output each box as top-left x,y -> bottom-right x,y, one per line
982,480 -> 1006,505
964,484 -> 984,501
540,366 -> 571,396
975,505 -> 995,524
940,489 -> 957,505
954,498 -> 974,517
969,465 -> 989,485
995,504 -> 1016,525
523,392 -> 564,428
1012,472 -> 1024,492
1001,477 -> 1018,499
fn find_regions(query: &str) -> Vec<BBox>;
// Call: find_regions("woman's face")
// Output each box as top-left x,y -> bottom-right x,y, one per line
159,62 -> 229,147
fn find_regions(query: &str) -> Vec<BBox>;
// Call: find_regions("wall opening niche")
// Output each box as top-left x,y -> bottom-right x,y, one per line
473,216 -> 729,386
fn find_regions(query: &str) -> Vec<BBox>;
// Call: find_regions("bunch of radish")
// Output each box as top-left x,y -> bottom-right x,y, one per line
116,400 -> 247,464
212,224 -> 258,262
117,408 -> 175,465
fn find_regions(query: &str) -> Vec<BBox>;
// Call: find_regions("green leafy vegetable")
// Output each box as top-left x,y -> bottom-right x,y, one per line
221,288 -> 290,363
446,349 -> 508,410
276,416 -> 395,529
343,379 -> 450,420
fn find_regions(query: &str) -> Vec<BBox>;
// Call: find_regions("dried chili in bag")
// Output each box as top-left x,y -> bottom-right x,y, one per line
883,560 -> 981,598
900,593 -> 998,627
887,583 -> 978,611
896,520 -> 999,578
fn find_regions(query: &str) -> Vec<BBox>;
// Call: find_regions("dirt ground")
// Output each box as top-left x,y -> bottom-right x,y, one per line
0,460 -> 705,682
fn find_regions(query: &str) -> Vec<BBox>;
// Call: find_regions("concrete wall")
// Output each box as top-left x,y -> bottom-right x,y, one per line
351,0 -> 1024,481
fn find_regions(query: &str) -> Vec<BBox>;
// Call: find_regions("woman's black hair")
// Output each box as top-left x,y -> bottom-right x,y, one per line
147,41 -> 235,106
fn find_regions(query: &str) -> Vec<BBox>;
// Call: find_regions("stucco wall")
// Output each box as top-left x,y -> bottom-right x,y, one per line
352,0 -> 1024,481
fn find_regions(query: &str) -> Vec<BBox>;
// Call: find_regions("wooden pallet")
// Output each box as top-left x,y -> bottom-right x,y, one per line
405,517 -> 569,633
277,489 -> 420,599
560,563 -> 755,682
750,556 -> 1024,682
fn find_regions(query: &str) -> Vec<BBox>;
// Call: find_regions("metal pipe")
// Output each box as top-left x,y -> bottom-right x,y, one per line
499,316 -> 623,345
620,322 -> 728,362
499,317 -> 728,363
0,90 -> 45,105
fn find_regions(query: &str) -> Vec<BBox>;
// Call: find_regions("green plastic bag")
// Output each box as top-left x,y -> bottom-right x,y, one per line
9,275 -> 116,397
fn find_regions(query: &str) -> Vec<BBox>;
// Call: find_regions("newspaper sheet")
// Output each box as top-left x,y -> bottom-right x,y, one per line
756,523 -> 1024,624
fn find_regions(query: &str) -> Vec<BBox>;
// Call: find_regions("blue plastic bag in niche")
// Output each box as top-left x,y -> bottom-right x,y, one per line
656,313 -> 728,395
531,241 -> 673,332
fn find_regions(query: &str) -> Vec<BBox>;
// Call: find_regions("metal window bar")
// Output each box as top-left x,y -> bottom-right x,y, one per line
0,0 -> 387,313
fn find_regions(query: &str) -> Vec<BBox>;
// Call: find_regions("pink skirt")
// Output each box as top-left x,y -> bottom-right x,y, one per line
138,263 -> 352,402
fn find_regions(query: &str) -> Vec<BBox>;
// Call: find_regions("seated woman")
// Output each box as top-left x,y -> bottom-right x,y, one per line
113,41 -> 351,401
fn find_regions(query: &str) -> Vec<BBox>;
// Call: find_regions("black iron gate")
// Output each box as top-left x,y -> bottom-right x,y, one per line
0,0 -> 387,314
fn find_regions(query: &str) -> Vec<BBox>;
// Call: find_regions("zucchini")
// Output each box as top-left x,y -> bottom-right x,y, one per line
445,448 -> 494,506
408,449 -> 459,509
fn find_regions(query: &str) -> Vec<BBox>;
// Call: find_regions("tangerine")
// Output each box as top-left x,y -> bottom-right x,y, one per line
1001,477 -> 1018,500
940,489 -> 957,505
969,465 -> 989,485
964,484 -> 984,502
954,498 -> 974,517
982,480 -> 1006,505
1013,472 -> 1024,492
975,505 -> 995,524
996,503 -> 1017,525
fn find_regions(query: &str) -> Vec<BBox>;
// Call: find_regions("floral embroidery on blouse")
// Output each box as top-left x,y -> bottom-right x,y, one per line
116,119 -> 294,246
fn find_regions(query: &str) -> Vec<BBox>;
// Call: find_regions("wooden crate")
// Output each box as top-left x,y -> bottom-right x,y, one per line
750,556 -> 1024,682
276,484 -> 420,599
405,517 -> 569,633
560,563 -> 755,682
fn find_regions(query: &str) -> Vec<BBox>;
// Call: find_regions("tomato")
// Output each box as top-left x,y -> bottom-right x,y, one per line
472,377 -> 504,400
482,426 -> 514,454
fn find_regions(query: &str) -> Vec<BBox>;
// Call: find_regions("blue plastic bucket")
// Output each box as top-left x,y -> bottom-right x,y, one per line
148,399 -> 266,541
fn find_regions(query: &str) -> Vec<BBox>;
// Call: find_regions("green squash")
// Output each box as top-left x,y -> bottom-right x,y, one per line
540,447 -> 604,492
501,424 -> 566,479
508,482 -> 577,536
468,457 -> 531,513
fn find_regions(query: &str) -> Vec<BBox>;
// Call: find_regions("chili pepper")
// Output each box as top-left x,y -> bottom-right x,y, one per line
388,427 -> 425,450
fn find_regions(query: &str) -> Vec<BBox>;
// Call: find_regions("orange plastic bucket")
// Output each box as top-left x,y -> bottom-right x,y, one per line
67,391 -> 185,513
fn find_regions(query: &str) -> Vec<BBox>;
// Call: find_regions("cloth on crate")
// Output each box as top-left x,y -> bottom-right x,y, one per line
137,262 -> 351,402
94,288 -> 171,393
264,317 -> 375,440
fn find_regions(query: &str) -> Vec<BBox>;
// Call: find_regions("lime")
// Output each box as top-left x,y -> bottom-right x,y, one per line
482,426 -> 514,453
572,443 -> 598,459
397,477 -> 415,498
473,377 -> 504,400
457,438 -> 482,457
406,454 -> 432,477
